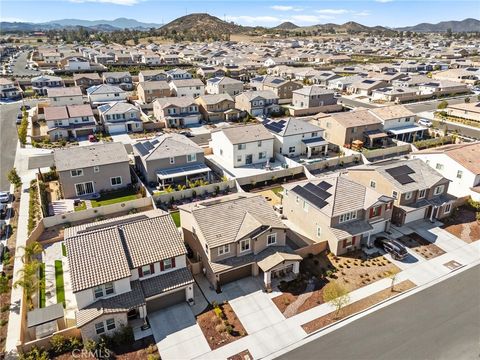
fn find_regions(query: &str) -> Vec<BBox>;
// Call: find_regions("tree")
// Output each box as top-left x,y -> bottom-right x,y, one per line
464,97 -> 470,103
14,260 -> 40,309
323,281 -> 350,318
0,273 -> 9,294
437,100 -> 448,110
7,167 -> 22,188
20,241 -> 43,263
387,268 -> 400,291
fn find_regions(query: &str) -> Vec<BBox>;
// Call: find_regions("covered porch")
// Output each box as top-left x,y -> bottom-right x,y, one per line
387,125 -> 427,143
302,137 -> 329,159
156,163 -> 212,190
363,129 -> 390,148
258,252 -> 302,290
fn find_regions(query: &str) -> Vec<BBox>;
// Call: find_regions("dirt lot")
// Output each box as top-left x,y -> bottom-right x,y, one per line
257,189 -> 282,206
228,349 -> 253,360
197,303 -> 247,350
442,206 -> 480,243
302,280 -> 416,334
399,233 -> 446,259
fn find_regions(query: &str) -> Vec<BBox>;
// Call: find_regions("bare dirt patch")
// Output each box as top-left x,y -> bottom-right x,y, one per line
196,303 -> 247,350
228,349 -> 253,360
399,233 -> 446,259
302,280 -> 416,334
442,206 -> 480,243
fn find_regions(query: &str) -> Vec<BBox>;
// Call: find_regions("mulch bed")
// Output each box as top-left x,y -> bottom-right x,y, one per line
197,303 -> 247,350
228,349 -> 253,360
399,233 -> 446,259
442,206 -> 480,243
302,280 -> 416,334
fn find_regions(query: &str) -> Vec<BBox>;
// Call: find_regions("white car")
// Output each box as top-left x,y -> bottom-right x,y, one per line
0,192 -> 10,204
418,119 -> 433,127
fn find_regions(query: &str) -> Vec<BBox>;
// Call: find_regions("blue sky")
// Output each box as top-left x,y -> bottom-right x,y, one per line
1,0 -> 478,27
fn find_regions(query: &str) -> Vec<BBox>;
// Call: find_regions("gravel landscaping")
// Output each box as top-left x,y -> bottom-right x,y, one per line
442,206 -> 480,243
399,233 -> 446,259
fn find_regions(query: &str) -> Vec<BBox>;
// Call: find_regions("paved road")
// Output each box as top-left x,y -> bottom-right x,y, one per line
405,96 -> 472,114
339,97 -> 378,109
11,51 -> 40,77
278,264 -> 480,360
432,120 -> 480,140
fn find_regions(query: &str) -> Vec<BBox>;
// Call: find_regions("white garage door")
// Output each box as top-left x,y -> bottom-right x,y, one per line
404,208 -> 426,224
108,124 -> 127,134
370,220 -> 387,235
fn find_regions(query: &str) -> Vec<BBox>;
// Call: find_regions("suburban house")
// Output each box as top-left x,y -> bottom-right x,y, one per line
179,193 -> 301,290
290,86 -> 340,116
205,76 -> 244,97
195,94 -> 240,122
169,78 -> 205,98
210,124 -> 274,168
98,102 -> 143,134
411,142 -> 480,201
166,68 -> 192,80
347,159 -> 456,226
369,105 -> 427,142
262,117 -> 329,158
0,78 -> 21,100
314,109 -> 387,148
133,133 -> 210,188
102,71 -> 133,91
138,70 -> 168,82
47,87 -> 84,106
137,81 -> 171,104
65,210 -> 194,341
282,175 -> 394,255
417,80 -> 469,97
445,102 -> 480,122
86,84 -> 127,106
153,97 -> 202,128
235,90 -> 280,116
31,75 -> 64,96
54,142 -> 131,198
44,104 -> 97,141
347,79 -> 388,96
250,75 -> 303,100
73,73 -> 102,93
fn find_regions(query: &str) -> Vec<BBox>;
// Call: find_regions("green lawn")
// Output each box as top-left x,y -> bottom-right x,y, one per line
170,211 -> 181,227
271,186 -> 284,197
61,243 -> 67,257
38,263 -> 46,308
54,260 -> 65,307
74,201 -> 86,212
90,189 -> 140,207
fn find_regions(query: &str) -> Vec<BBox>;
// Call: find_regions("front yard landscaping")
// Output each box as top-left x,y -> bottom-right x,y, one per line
196,302 -> 247,350
90,188 -> 142,207
54,260 -> 65,307
399,233 -> 446,259
442,205 -> 480,243
272,251 -> 401,318
301,280 -> 416,334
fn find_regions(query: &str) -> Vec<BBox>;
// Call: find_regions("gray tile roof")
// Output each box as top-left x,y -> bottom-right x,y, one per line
141,267 -> 193,299
331,220 -> 373,240
133,133 -> 203,160
28,303 -> 64,328
54,142 -> 129,172
214,124 -> 274,145
263,117 -> 323,137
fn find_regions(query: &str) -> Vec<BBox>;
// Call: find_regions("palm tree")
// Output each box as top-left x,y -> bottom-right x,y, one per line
20,241 -> 43,263
14,260 -> 40,309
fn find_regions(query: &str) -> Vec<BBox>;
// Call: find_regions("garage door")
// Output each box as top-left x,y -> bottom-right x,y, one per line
108,124 -> 127,134
404,208 -> 426,224
370,220 -> 386,235
146,289 -> 185,313
76,129 -> 94,137
218,264 -> 252,286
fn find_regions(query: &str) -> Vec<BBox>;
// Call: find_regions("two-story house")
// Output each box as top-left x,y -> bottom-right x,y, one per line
262,117 -> 329,158
138,70 -> 168,82
137,81 -> 171,104
98,101 -> 143,134
179,193 -> 301,290
54,142 -> 131,198
282,175 -> 394,255
73,73 -> 102,94
195,94 -> 240,122
210,124 -> 274,168
86,84 -> 127,106
235,90 -> 280,117
44,104 -> 97,141
411,142 -> 480,201
290,86 -> 340,116
250,75 -> 303,100
347,159 -> 456,225
47,87 -> 84,106
166,68 -> 192,80
0,78 -> 21,100
102,71 -> 133,91
205,76 -> 244,97
169,78 -> 205,98
133,133 -> 210,188
65,210 -> 194,341
153,97 -> 201,128
31,75 -> 64,96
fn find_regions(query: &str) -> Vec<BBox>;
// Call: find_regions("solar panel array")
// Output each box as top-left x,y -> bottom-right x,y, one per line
262,119 -> 286,134
385,165 -> 416,185
271,78 -> 285,85
291,181 -> 332,209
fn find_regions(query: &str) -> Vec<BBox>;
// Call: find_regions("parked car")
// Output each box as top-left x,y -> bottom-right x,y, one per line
20,105 -> 31,111
88,134 -> 98,142
0,192 -> 10,204
418,119 -> 432,127
374,237 -> 408,260
180,131 -> 194,138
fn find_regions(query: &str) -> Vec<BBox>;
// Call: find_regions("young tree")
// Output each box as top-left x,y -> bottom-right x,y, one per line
0,273 -> 9,294
323,281 -> 350,318
464,97 -> 470,103
7,167 -> 22,188
14,260 -> 40,309
20,241 -> 43,263
387,268 -> 400,292
437,100 -> 448,110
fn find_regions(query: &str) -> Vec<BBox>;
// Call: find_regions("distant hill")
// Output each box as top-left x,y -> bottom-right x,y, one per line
274,22 -> 299,30
396,18 -> 480,33
301,21 -> 392,34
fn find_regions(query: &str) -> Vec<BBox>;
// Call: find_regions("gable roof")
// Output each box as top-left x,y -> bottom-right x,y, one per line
86,84 -> 124,95
213,124 -> 274,144
262,117 -> 323,137
369,105 -> 416,120
326,109 -> 382,128
133,133 -> 202,160
154,96 -> 197,108
47,86 -> 82,98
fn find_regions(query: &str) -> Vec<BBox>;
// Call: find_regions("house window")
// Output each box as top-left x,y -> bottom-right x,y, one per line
267,233 -> 277,245
370,180 -> 376,189
311,132 -> 318,137
456,170 -> 463,179
434,185 -> 445,195
111,177 -> 122,186
104,282 -> 114,295
238,143 -> 246,150
371,206 -> 381,218
257,141 -> 262,147
339,211 -> 357,223
93,166 -> 100,173
95,322 -> 105,335
141,265 -> 152,277
218,244 -> 230,256
258,151 -> 266,159
444,203 -> 452,214
240,239 -> 250,253
436,163 -> 444,170
106,318 -> 116,331
71,169 -> 83,177
418,189 -> 426,199
169,157 -> 175,164
295,195 -> 300,204
94,286 -> 104,299
288,146 -> 295,153
187,153 -> 197,163
316,225 -> 322,238
392,191 -> 398,199
237,155 -> 242,162
405,191 -> 413,200
75,182 -> 94,196
303,201 -> 309,212
163,258 -> 173,270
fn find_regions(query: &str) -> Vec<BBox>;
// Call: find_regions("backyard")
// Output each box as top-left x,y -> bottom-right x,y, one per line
399,233 -> 446,259
54,260 -> 65,307
90,188 -> 142,207
272,251 -> 400,318
442,205 -> 480,243
170,211 -> 181,227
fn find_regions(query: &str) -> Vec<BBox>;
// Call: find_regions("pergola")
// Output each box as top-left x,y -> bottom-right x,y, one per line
156,163 -> 211,189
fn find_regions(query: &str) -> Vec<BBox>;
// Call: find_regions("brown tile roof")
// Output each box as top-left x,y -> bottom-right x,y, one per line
66,104 -> 94,118
47,86 -> 82,98
44,106 -> 69,121
213,124 -> 274,144
327,109 -> 382,128
369,105 -> 416,120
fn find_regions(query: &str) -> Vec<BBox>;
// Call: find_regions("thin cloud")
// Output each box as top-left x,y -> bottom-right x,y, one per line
354,11 -> 371,17
316,9 -> 350,15
69,0 -> 139,5
375,0 -> 394,3
226,15 -> 282,24
271,5 -> 303,12
291,15 -> 334,23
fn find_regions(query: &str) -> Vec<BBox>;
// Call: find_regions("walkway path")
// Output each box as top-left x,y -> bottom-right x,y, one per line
283,281 -> 315,318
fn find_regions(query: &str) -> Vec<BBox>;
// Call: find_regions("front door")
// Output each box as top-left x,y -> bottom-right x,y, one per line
245,154 -> 253,165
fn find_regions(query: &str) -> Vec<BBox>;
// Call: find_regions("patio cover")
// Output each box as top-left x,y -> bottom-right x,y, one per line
388,125 -> 426,135
302,137 -> 328,147
27,303 -> 64,328
257,252 -> 302,272
364,129 -> 389,139
156,163 -> 211,180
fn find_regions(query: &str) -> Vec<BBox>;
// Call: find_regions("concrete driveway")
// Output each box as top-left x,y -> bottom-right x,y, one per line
148,303 -> 210,360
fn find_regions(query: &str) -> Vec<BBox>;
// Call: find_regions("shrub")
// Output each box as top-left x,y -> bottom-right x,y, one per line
19,347 -> 49,360
213,306 -> 224,319
110,325 -> 134,347
0,319 -> 7,326
147,354 -> 161,360
49,335 -> 70,355
83,339 -> 97,352
146,344 -> 158,354
225,324 -> 234,334
215,323 -> 226,333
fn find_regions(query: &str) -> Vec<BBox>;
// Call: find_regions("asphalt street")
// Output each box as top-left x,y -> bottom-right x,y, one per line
10,51 -> 40,77
277,264 -> 480,360
404,96 -> 471,113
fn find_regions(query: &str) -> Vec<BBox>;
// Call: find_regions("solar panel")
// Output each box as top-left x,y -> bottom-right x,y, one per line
385,165 -> 414,177
271,78 -> 284,84
304,183 -> 331,200
292,186 -> 328,209
317,181 -> 332,191
278,120 -> 287,125
133,143 -> 149,156
150,139 -> 159,145
143,141 -> 154,151
396,174 -> 415,185
363,79 -> 375,84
